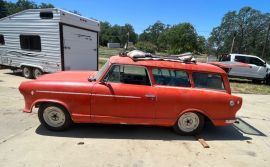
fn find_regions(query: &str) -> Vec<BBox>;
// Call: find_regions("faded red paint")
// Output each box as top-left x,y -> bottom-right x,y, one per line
19,55 -> 242,127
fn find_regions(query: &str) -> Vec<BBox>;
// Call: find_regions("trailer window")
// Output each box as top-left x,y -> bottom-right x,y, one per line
0,35 -> 4,45
20,35 -> 41,51
192,72 -> 225,90
40,12 -> 53,19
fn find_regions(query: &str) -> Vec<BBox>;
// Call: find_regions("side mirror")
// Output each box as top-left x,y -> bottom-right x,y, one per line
88,77 -> 96,82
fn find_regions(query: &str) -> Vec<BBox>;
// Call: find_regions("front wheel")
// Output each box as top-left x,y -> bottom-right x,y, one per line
38,103 -> 72,131
173,112 -> 204,136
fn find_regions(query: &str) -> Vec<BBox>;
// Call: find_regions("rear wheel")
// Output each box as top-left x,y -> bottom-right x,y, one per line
38,103 -> 72,131
33,68 -> 43,79
266,75 -> 270,85
173,112 -> 204,136
252,79 -> 262,84
22,66 -> 33,79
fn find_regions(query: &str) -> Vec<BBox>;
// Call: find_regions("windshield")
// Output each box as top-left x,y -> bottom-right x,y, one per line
94,60 -> 110,80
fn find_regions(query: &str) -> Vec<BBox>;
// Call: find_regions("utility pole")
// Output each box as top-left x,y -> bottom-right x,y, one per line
126,31 -> 130,49
262,23 -> 270,58
230,32 -> 236,54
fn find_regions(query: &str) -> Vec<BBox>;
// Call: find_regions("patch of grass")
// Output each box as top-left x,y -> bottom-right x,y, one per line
99,46 -> 123,59
230,80 -> 270,95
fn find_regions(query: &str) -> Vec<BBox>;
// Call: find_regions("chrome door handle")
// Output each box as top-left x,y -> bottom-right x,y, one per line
145,94 -> 156,100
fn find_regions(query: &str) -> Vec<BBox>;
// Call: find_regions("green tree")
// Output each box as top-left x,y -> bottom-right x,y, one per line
38,3 -> 54,9
99,22 -> 138,46
160,23 -> 199,54
208,7 -> 270,59
139,21 -> 168,49
0,0 -> 7,18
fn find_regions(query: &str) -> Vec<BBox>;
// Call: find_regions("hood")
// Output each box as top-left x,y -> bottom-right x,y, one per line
37,71 -> 98,82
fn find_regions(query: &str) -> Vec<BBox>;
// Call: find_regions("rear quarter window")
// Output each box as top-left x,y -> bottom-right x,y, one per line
152,68 -> 190,87
192,72 -> 225,90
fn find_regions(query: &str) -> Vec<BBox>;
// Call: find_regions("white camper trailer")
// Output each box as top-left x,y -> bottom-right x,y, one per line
0,8 -> 100,78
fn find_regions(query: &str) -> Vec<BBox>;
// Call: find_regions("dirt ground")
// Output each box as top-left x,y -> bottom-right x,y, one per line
0,69 -> 270,167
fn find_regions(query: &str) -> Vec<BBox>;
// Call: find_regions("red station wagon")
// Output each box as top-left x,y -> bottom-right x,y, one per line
19,51 -> 242,135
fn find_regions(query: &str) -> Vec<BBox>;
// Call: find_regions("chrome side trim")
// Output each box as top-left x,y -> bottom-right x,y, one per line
92,93 -> 141,99
35,90 -> 90,96
35,90 -> 141,99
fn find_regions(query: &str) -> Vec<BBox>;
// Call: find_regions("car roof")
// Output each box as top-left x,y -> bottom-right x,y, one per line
230,53 -> 258,58
109,55 -> 226,74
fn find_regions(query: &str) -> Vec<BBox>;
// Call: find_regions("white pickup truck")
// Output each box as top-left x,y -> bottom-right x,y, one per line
210,54 -> 270,84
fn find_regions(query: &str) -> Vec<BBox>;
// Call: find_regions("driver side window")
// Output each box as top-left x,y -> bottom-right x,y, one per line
104,65 -> 151,86
249,57 -> 265,66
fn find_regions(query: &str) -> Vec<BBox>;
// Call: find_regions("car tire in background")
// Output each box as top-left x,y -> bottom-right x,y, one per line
173,112 -> 205,136
266,74 -> 270,85
38,103 -> 72,131
33,68 -> 43,79
22,66 -> 33,79
252,79 -> 262,84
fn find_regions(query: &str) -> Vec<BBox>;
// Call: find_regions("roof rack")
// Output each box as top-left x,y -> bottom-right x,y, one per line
119,50 -> 197,64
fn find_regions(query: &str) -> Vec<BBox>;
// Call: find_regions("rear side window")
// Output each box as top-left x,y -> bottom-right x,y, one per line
105,65 -> 151,86
235,56 -> 247,63
20,35 -> 41,51
152,68 -> 190,87
0,34 -> 4,45
192,72 -> 224,90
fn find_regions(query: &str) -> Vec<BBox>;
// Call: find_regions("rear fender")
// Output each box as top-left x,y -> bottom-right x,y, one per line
175,108 -> 212,124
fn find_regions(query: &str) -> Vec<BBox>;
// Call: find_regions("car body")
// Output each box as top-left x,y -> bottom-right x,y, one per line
211,54 -> 270,83
19,53 -> 242,135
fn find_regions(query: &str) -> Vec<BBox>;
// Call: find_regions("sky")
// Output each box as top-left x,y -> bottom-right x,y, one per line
10,0 -> 270,38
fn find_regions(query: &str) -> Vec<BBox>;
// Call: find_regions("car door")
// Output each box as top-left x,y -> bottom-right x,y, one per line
151,68 -> 192,124
248,57 -> 267,79
91,64 -> 156,124
229,55 -> 249,77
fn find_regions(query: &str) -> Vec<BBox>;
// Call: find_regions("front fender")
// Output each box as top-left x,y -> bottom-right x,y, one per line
30,99 -> 70,114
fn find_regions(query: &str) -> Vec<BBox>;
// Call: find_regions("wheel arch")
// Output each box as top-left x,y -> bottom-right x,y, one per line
20,64 -> 44,72
176,108 -> 213,125
33,99 -> 71,115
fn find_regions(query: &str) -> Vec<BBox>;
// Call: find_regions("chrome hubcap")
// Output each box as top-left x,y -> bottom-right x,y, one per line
34,69 -> 41,78
23,68 -> 30,77
178,112 -> 199,132
43,107 -> 66,128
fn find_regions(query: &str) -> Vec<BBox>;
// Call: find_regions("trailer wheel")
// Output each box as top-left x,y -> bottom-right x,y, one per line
33,68 -> 43,79
22,66 -> 33,79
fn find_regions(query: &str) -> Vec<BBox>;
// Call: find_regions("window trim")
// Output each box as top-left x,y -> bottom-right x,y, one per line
19,35 -> 41,52
191,71 -> 226,91
151,67 -> 191,88
102,64 -> 152,86
0,34 -> 5,45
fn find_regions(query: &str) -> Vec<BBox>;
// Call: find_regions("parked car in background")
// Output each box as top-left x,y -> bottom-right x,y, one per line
19,51 -> 242,136
211,54 -> 270,84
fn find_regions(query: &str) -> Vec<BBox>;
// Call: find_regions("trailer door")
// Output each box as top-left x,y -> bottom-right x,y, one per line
62,25 -> 98,71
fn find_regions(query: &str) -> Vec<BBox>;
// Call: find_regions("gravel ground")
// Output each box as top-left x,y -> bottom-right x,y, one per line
0,69 -> 270,167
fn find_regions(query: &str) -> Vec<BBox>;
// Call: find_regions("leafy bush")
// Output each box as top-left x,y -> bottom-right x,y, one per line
135,41 -> 157,53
